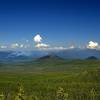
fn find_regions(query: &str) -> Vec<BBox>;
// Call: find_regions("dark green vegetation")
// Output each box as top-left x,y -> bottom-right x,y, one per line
86,56 -> 98,60
0,56 -> 100,100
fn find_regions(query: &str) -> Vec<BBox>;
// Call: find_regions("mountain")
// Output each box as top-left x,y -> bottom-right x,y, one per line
86,56 -> 98,60
0,50 -> 49,63
37,55 -> 64,62
55,49 -> 100,59
0,51 -> 30,63
0,49 -> 100,63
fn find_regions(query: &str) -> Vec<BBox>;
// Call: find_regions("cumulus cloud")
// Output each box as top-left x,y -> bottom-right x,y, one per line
37,46 -> 67,51
33,34 -> 42,43
33,34 -> 49,49
10,43 -> 30,49
20,44 -> 24,48
87,41 -> 99,49
53,47 -> 66,50
68,45 -> 75,49
35,43 -> 49,48
0,45 -> 7,49
33,34 -> 77,50
24,44 -> 30,48
11,43 -> 19,48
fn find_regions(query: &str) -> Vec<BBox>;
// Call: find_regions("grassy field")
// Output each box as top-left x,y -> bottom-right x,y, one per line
0,59 -> 100,100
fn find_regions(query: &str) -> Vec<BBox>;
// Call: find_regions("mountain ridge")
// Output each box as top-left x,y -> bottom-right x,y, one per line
0,49 -> 100,63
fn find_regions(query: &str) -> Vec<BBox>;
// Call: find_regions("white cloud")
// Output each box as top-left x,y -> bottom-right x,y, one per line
37,46 -> 67,51
35,43 -> 49,48
9,43 -> 31,49
24,44 -> 30,48
51,47 -> 66,50
87,41 -> 99,49
33,34 -> 50,49
20,44 -> 24,48
33,34 -> 100,51
33,34 -> 42,43
11,43 -> 30,49
68,45 -> 75,49
11,43 -> 19,48
0,45 -> 7,49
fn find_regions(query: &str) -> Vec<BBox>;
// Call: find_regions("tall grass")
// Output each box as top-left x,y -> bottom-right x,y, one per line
0,84 -> 100,100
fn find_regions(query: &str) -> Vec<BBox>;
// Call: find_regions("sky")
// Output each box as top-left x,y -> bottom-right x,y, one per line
0,0 -> 100,50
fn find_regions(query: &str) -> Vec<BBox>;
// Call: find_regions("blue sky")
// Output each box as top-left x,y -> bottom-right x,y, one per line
0,0 -> 100,50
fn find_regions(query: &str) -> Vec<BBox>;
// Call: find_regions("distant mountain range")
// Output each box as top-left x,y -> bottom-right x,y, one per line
0,49 -> 100,63
37,55 -> 64,62
55,49 -> 100,59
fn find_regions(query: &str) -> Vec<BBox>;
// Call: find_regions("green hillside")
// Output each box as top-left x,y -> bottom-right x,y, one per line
0,57 -> 100,99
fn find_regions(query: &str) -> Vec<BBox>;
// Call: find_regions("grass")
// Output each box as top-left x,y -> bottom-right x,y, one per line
0,59 -> 100,99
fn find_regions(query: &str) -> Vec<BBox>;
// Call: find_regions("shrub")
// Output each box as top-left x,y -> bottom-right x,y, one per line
56,87 -> 68,100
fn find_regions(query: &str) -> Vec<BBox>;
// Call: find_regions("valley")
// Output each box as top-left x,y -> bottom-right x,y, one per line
0,55 -> 100,100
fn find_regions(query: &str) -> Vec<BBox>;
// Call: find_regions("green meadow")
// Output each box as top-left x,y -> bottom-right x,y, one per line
0,59 -> 100,100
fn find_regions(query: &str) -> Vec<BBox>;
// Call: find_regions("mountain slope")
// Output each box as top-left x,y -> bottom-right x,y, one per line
0,49 -> 100,63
